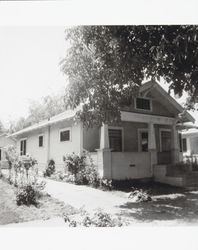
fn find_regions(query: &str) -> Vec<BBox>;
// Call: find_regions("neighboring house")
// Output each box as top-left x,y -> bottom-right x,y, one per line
10,81 -> 195,186
0,133 -> 16,168
182,129 -> 198,158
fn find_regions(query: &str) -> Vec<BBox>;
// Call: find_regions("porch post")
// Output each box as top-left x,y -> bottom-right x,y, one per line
148,122 -> 157,175
171,124 -> 180,164
96,123 -> 112,179
100,123 -> 110,149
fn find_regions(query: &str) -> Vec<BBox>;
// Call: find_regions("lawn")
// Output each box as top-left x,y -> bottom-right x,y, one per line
111,183 -> 198,225
1,175 -> 198,226
0,178 -> 77,225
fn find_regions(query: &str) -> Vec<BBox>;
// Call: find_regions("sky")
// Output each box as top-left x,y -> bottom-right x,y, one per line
0,26 -> 198,129
0,26 -> 67,127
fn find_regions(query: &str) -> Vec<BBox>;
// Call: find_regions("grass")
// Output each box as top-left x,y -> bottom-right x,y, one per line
111,182 -> 198,224
0,178 -> 77,225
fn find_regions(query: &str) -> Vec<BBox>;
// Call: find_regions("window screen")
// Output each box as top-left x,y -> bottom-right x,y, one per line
140,131 -> 149,152
20,140 -> 26,156
136,98 -> 151,110
182,138 -> 187,152
39,135 -> 43,147
109,129 -> 122,152
60,130 -> 70,142
161,131 -> 171,152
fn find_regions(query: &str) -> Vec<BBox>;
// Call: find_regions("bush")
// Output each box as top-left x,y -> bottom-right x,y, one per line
100,178 -> 112,190
128,188 -> 152,202
43,159 -> 55,177
16,185 -> 37,206
64,210 -> 125,227
63,151 -> 100,187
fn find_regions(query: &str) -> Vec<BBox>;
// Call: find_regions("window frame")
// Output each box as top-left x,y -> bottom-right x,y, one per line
134,97 -> 152,112
182,137 -> 187,152
59,127 -> 72,142
108,126 -> 124,152
38,134 -> 44,147
138,128 -> 149,152
159,128 -> 171,152
20,138 -> 27,156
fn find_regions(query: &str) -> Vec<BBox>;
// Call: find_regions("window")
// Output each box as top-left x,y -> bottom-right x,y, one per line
39,135 -> 43,147
139,130 -> 149,152
20,139 -> 26,156
109,129 -> 122,152
135,97 -> 151,111
160,130 -> 171,152
60,129 -> 70,142
182,138 -> 187,152
179,133 -> 182,152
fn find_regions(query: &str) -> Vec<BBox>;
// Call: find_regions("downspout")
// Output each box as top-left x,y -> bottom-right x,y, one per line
47,125 -> 50,163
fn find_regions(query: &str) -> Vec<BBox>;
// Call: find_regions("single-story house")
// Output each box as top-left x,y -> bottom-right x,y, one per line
10,80 -> 195,186
0,133 -> 16,168
182,128 -> 198,158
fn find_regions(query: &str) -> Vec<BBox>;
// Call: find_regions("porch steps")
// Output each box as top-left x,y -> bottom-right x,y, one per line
154,165 -> 198,187
153,165 -> 184,187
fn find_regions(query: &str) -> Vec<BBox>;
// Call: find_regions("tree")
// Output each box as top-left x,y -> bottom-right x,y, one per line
9,94 -> 66,132
61,25 -> 198,126
0,120 -> 5,134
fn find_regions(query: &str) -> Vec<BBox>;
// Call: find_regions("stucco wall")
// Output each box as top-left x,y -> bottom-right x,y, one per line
15,120 -> 82,172
121,121 -> 147,152
49,120 -> 82,170
16,127 -> 48,171
111,152 -> 151,179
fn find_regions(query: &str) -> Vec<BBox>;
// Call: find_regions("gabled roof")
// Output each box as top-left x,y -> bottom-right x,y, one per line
10,81 -> 195,137
10,108 -> 79,137
140,80 -> 195,123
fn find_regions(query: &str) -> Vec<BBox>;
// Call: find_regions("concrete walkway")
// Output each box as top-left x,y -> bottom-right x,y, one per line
44,179 -> 128,215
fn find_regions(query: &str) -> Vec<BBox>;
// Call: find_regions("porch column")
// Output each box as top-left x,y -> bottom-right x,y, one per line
96,123 -> 112,179
148,122 -> 157,175
100,123 -> 109,149
171,124 -> 180,164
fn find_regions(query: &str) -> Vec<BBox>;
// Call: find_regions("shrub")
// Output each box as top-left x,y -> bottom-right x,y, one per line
43,159 -> 56,177
128,188 -> 152,202
16,185 -> 37,206
63,151 -> 100,187
64,210 -> 125,227
63,153 -> 86,176
100,178 -> 112,190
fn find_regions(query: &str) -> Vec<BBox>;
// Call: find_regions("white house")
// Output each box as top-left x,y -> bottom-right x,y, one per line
182,129 -> 198,158
10,81 -> 195,186
0,133 -> 16,168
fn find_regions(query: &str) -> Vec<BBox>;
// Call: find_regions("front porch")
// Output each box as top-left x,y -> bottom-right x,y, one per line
93,111 -> 182,186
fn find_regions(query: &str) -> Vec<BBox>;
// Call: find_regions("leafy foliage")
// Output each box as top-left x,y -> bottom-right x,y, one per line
64,210 -> 125,227
16,184 -> 37,206
43,159 -> 56,177
62,25 -> 198,126
128,188 -> 152,202
9,93 -> 66,133
63,151 -> 100,186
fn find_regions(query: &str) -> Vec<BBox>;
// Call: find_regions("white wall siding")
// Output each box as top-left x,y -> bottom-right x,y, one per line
15,120 -> 82,172
49,121 -> 82,169
16,128 -> 48,170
